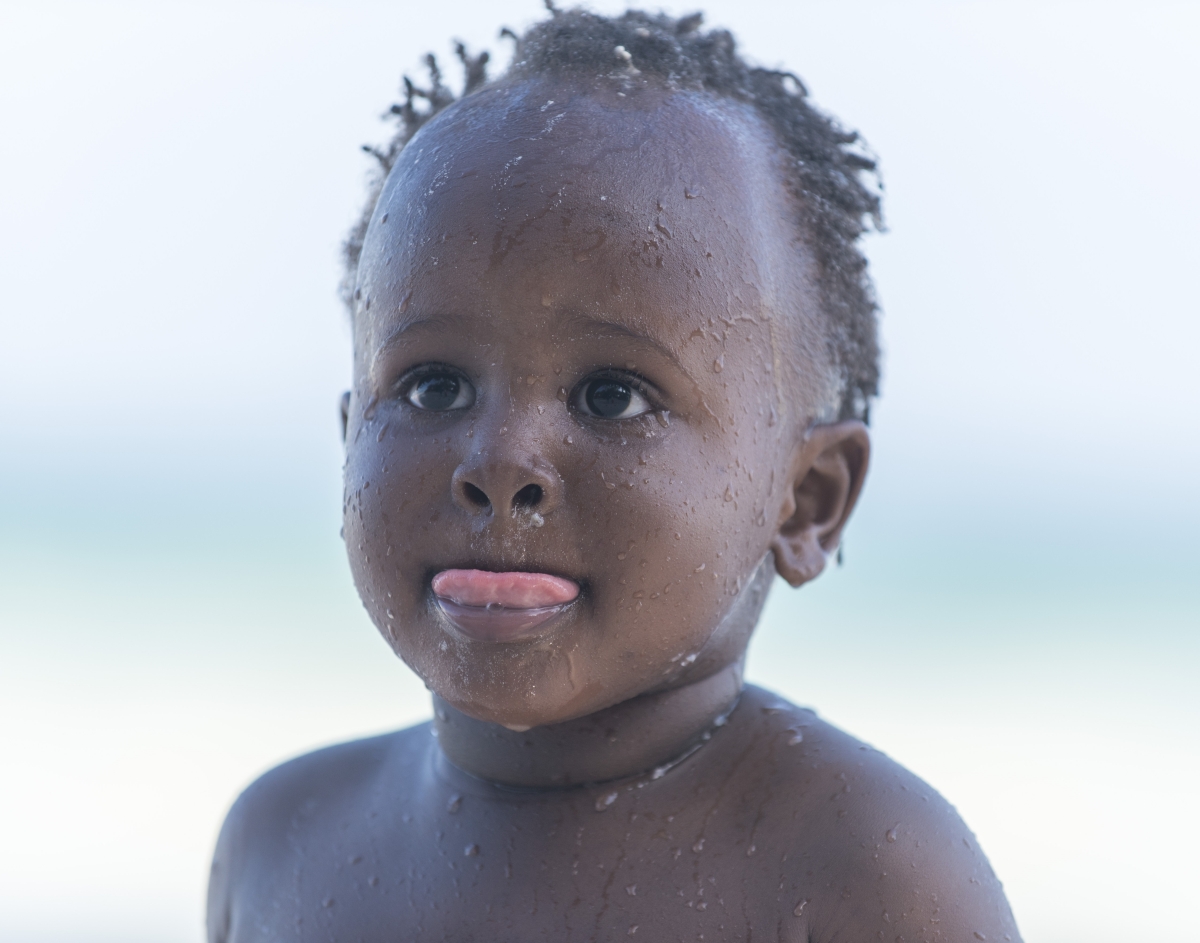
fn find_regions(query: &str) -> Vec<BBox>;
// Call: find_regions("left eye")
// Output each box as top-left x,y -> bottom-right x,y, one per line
405,373 -> 475,411
575,376 -> 652,419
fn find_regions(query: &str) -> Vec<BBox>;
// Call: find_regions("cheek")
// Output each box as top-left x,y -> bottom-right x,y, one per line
342,421 -> 459,626
579,439 -> 777,656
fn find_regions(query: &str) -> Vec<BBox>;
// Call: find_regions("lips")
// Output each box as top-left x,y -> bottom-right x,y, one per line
431,569 -> 580,642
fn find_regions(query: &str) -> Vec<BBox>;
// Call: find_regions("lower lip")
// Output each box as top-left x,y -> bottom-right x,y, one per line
431,569 -> 580,643
434,598 -> 570,642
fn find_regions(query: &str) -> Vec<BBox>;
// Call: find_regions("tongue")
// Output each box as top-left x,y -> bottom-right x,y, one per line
432,569 -> 579,609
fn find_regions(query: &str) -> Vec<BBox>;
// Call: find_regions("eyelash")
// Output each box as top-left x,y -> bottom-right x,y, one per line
569,370 -> 659,421
395,364 -> 473,408
392,365 -> 662,419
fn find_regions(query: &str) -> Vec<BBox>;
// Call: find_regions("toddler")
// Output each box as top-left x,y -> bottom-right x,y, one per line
208,8 -> 1021,941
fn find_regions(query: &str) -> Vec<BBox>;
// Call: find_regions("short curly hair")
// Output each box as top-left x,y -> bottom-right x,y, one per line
344,4 -> 882,422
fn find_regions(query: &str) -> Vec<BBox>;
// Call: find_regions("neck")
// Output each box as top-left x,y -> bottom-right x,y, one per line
432,661 -> 745,788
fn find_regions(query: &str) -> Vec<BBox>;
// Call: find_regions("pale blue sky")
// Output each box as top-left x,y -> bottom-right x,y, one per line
1,2 -> 1197,941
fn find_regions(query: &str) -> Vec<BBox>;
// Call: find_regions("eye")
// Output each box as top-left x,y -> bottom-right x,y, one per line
575,376 -> 652,419
405,371 -> 475,411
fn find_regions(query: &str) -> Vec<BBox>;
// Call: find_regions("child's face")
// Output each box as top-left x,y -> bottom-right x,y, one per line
343,77 -> 844,729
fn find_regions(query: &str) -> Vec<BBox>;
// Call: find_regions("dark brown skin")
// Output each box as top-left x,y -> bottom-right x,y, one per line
208,74 -> 1021,942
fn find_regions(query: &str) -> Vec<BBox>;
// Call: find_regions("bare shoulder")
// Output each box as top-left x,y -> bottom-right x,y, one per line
736,687 -> 1022,943
205,723 -> 432,943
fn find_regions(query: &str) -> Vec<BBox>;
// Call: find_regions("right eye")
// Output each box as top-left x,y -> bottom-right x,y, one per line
404,371 -> 475,411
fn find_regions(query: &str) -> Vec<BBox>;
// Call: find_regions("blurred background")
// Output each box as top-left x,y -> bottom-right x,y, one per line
1,1 -> 1196,940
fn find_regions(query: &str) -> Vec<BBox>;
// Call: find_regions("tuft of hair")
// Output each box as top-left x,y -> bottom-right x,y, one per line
343,6 -> 882,422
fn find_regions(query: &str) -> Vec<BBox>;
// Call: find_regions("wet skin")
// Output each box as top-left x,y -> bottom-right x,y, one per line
208,75 -> 1021,941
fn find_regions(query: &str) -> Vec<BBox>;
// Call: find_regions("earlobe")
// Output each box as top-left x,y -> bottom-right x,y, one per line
339,391 -> 351,443
770,420 -> 870,588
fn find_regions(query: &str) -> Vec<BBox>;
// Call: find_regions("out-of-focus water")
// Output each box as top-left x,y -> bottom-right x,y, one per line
1,2 -> 1196,941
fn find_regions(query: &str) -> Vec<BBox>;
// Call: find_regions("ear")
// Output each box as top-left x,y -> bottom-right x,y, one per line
339,391 -> 351,443
770,420 -> 870,588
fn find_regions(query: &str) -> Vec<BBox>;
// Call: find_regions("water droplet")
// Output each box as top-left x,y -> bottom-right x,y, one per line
380,213 -> 388,223
397,290 -> 411,314
974,934 -> 987,941
627,926 -> 637,936
788,731 -> 804,745
713,356 -> 723,373
564,434 -> 573,444
447,795 -> 462,814
595,792 -> 618,812
692,838 -> 705,852
464,843 -> 479,856
746,844 -> 756,856
626,884 -> 637,896
376,422 -> 390,442
886,827 -> 898,843
793,900 -> 808,917
694,563 -> 705,573
655,410 -> 670,427
724,485 -> 734,502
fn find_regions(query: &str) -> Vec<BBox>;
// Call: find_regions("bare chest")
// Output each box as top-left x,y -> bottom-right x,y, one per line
232,783 -> 807,942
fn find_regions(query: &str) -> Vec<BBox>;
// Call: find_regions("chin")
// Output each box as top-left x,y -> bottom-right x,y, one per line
433,659 -> 629,731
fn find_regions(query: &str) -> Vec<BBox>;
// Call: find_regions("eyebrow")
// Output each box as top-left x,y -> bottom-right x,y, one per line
562,315 -> 693,380
372,316 -> 463,368
372,312 -> 693,382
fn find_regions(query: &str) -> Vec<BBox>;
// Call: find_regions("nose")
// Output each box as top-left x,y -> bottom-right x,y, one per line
451,452 -> 563,519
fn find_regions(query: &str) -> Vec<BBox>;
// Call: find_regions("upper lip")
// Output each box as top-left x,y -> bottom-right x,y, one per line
427,562 -> 582,584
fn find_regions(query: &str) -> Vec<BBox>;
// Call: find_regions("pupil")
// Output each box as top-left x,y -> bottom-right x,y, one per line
586,380 -> 632,418
415,375 -> 460,410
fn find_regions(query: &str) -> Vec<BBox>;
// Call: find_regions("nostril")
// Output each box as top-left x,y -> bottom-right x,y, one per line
512,484 -> 543,510
462,483 -> 491,509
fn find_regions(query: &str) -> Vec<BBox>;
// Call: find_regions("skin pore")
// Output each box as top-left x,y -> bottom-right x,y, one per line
341,73 -> 868,785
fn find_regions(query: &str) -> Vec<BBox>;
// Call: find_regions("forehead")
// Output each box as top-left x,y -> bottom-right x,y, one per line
355,76 -> 813,369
